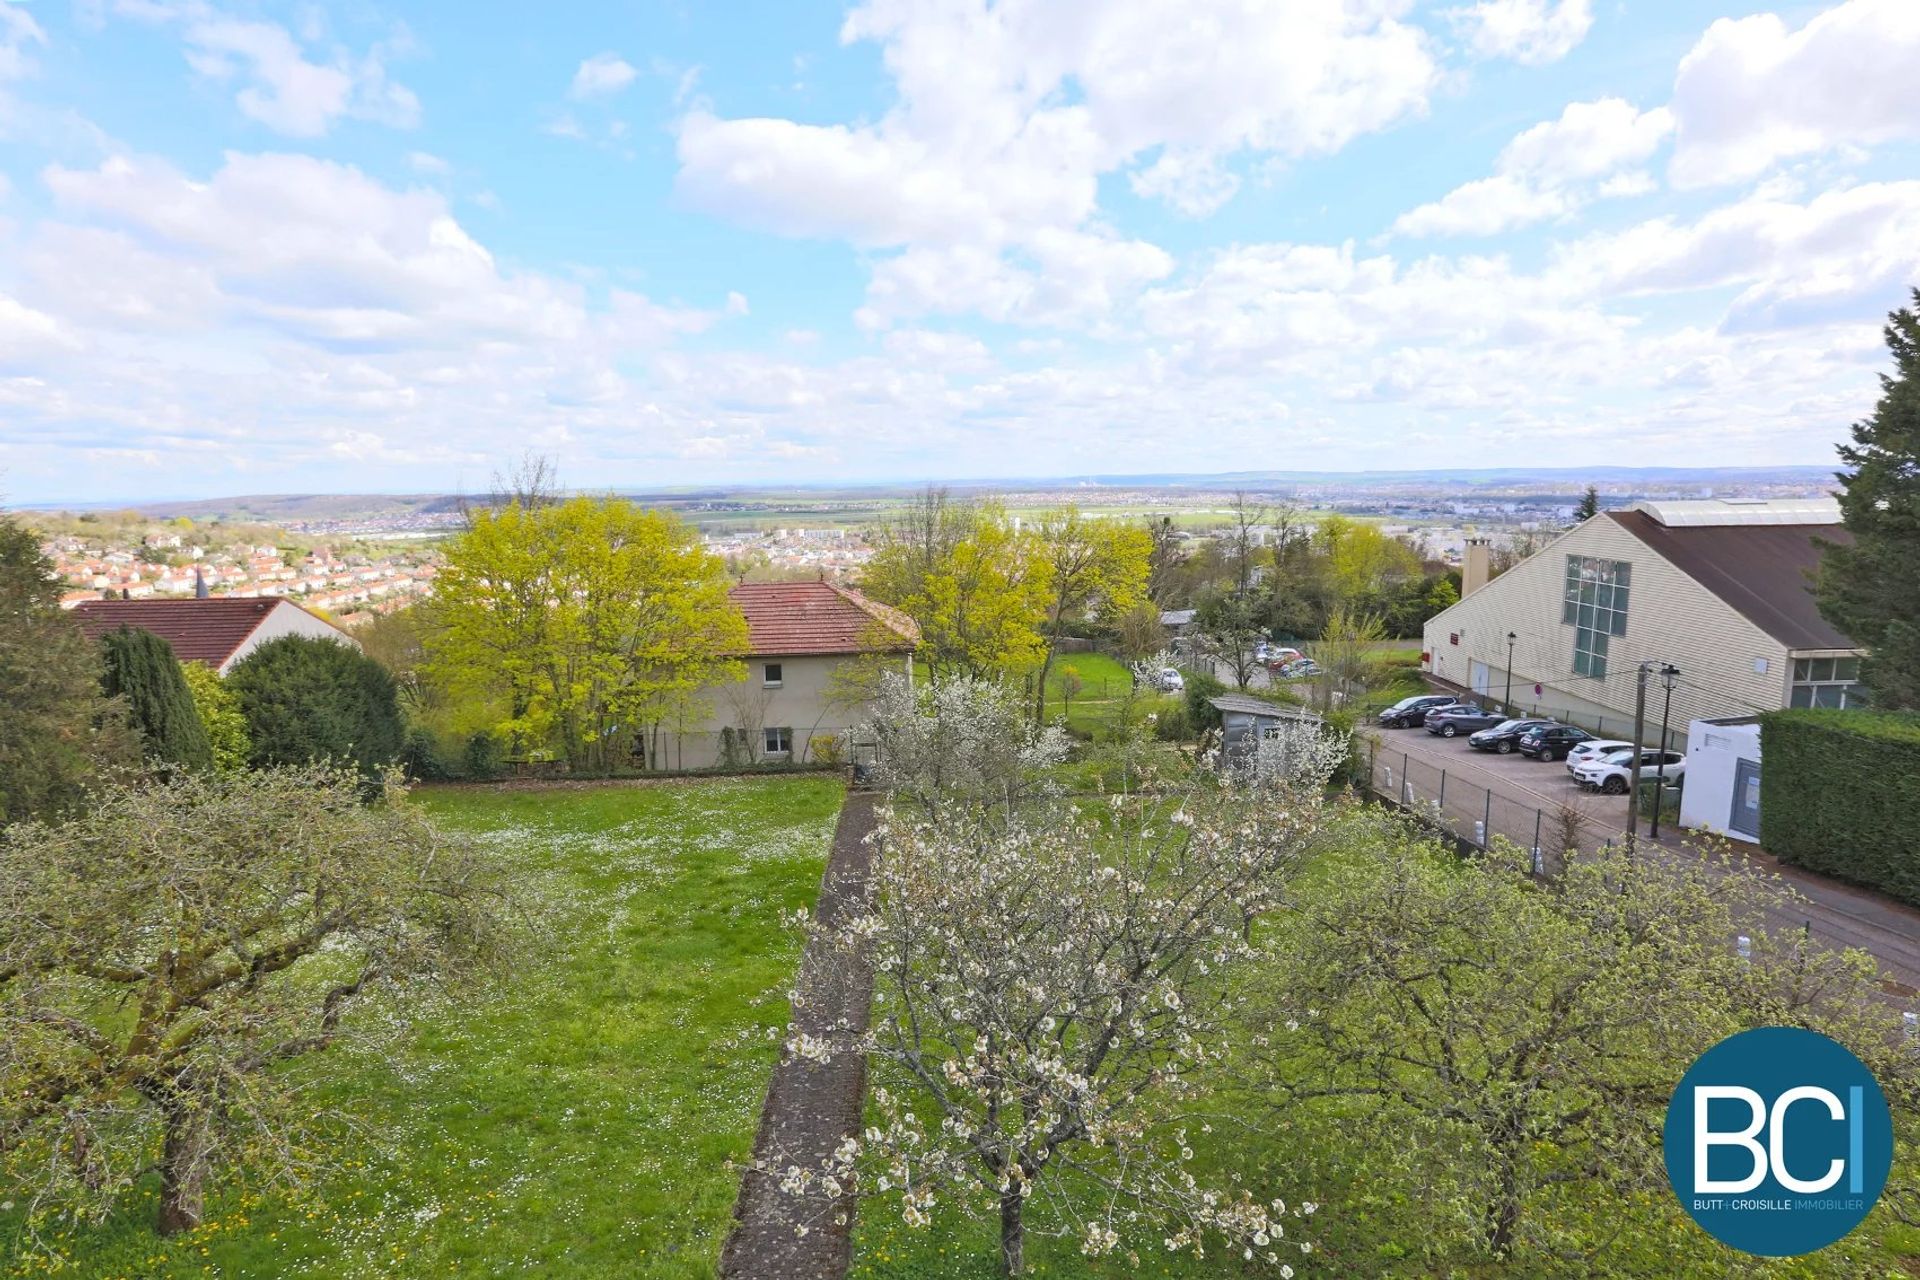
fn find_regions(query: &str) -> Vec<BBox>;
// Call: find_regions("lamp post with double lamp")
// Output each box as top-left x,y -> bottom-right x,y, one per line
1504,631 -> 1517,714
1649,664 -> 1680,839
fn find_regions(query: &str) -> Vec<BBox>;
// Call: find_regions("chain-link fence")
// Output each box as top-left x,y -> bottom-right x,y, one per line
1362,739 -> 1624,875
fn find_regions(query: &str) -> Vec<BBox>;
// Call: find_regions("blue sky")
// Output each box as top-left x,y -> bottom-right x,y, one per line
1,0 -> 1918,502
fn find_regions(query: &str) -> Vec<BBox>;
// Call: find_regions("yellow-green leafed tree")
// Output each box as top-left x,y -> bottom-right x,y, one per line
427,496 -> 746,770
1031,506 -> 1152,720
864,489 -> 1050,681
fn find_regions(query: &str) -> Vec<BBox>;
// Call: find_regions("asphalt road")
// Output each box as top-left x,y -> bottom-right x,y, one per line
1365,723 -> 1920,994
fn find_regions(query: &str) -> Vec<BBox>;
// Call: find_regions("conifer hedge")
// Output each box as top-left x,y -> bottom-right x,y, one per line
1759,708 -> 1920,905
99,625 -> 213,772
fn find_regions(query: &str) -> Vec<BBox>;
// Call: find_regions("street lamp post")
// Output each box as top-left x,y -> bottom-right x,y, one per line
1649,664 -> 1680,839
1504,631 -> 1517,714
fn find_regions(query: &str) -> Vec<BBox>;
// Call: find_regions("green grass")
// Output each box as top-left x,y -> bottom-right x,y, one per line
1040,652 -> 1186,741
2,776 -> 844,1280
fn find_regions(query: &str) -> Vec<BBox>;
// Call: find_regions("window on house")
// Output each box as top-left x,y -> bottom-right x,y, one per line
1563,554 -> 1630,679
763,662 -> 783,688
764,726 -> 793,755
1790,656 -> 1866,708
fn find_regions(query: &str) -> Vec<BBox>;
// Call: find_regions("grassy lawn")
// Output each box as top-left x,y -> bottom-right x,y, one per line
2,776 -> 843,1280
1040,652 -> 1185,740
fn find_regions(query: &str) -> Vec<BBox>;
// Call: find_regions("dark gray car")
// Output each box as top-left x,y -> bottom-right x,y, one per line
1424,704 -> 1501,738
1376,694 -> 1459,728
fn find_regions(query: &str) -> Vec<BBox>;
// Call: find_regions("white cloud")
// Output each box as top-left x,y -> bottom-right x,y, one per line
1392,174 -> 1573,239
1668,0 -> 1920,189
1393,98 -> 1671,237
114,3 -> 419,137
0,5 -> 47,82
1128,149 -> 1241,219
677,1 -> 1439,327
570,52 -> 638,99
1447,0 -> 1593,66
407,151 -> 450,175
1553,180 -> 1920,330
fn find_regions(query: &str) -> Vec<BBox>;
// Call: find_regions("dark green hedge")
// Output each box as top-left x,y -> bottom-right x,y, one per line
1759,708 -> 1920,905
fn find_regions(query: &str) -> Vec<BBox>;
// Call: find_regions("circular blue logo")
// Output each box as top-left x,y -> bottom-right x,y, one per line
1665,1027 -> 1892,1256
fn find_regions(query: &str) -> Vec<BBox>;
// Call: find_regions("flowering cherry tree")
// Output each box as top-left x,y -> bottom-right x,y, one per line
860,672 -> 1069,816
803,771 -> 1332,1276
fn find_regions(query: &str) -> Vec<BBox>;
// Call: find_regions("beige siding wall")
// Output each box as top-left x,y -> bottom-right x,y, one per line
667,652 -> 909,770
1422,518 -> 1792,748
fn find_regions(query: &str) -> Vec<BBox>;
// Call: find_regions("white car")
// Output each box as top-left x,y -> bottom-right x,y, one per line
1563,739 -> 1633,776
1155,667 -> 1185,693
1572,748 -> 1685,795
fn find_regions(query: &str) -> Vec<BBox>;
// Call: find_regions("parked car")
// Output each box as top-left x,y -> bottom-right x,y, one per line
1468,718 -> 1554,753
1153,666 -> 1185,693
1263,648 -> 1306,671
1424,704 -> 1500,737
1572,748 -> 1686,794
1377,694 -> 1459,729
1563,739 -> 1633,774
1277,658 -> 1322,679
1517,724 -> 1595,761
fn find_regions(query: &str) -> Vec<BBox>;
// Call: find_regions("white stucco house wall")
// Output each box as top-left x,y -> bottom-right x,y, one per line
660,581 -> 919,771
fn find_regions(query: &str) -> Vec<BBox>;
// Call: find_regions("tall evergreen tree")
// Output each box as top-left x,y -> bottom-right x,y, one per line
1574,485 -> 1601,521
227,634 -> 405,774
1817,289 -> 1920,710
100,626 -> 214,771
0,513 -> 131,824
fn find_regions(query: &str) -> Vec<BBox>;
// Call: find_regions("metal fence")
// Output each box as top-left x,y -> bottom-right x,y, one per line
1360,739 -> 1621,874
1464,692 -> 1681,752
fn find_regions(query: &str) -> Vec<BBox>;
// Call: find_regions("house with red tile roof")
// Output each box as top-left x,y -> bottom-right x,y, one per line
663,581 -> 918,770
68,597 -> 360,674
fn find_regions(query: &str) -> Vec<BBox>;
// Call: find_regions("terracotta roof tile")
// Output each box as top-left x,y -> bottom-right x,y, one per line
729,582 -> 919,656
70,598 -> 290,667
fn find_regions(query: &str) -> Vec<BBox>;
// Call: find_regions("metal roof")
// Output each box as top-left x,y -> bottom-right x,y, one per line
1629,497 -> 1841,527
1605,511 -> 1856,650
1208,694 -> 1323,721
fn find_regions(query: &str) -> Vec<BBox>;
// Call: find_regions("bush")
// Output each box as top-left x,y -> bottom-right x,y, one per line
1759,708 -> 1920,905
1183,668 -> 1226,733
401,726 -> 451,781
462,730 -> 504,780
1636,776 -> 1682,825
226,635 -> 405,775
99,626 -> 212,772
1153,701 -> 1192,741
179,660 -> 250,772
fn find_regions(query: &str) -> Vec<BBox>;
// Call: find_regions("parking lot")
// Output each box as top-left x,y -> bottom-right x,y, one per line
1361,716 -> 1920,993
1363,719 -> 1635,852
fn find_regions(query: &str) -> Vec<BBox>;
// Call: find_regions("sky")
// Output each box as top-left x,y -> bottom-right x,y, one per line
1,0 -> 1918,503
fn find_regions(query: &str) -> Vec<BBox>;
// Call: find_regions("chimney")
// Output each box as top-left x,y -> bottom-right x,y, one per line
194,567 -> 209,599
1462,538 -> 1492,598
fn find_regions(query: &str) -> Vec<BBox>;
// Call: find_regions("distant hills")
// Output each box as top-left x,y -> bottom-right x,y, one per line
21,464 -> 1838,521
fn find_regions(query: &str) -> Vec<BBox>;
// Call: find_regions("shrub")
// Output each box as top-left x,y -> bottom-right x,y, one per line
1183,668 -> 1226,732
1636,776 -> 1682,825
226,635 -> 405,775
1759,708 -> 1920,905
462,730 -> 504,780
401,726 -> 451,781
178,660 -> 250,772
98,626 -> 212,772
1153,700 -> 1192,741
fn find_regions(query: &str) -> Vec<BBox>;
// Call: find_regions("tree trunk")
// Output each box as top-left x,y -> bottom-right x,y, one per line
999,1188 -> 1026,1277
156,1103 -> 211,1236
1033,644 -> 1056,724
1484,1153 -> 1522,1256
